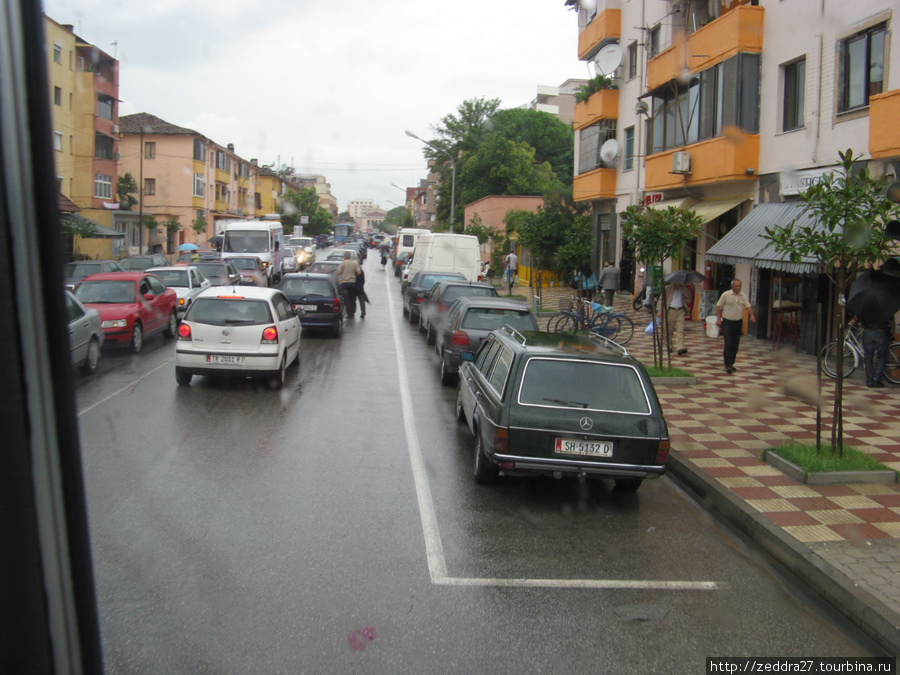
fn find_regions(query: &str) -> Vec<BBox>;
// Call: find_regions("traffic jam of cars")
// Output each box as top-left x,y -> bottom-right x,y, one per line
393,230 -> 670,492
64,234 -> 339,383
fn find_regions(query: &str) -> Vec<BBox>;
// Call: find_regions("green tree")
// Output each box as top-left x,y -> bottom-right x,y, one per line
457,136 -> 558,208
555,214 -> 593,277
336,211 -> 355,224
463,214 -> 493,246
164,217 -> 180,238
192,215 -> 206,236
488,108 -> 574,187
60,214 -> 97,257
762,149 -> 899,455
280,188 -> 334,237
621,205 -> 703,369
117,173 -> 138,211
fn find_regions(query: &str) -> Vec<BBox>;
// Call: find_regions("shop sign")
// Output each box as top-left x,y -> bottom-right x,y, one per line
779,166 -> 844,196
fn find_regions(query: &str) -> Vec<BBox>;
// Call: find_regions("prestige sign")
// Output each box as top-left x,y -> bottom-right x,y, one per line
779,166 -> 843,196
644,192 -> 664,206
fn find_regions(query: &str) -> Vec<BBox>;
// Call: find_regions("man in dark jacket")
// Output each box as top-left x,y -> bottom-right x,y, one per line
356,267 -> 369,318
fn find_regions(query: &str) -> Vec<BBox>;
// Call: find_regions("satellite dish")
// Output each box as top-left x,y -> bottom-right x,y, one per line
600,139 -> 619,164
593,44 -> 623,77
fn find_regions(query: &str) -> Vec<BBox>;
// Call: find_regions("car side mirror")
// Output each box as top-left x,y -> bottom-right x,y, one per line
142,293 -> 154,301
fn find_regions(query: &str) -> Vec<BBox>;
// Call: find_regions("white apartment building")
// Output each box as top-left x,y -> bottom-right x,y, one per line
569,0 -> 898,351
347,199 -> 377,221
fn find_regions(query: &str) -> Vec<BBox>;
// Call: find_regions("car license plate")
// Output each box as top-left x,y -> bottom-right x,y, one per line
207,354 -> 244,365
554,438 -> 613,457
299,305 -> 317,311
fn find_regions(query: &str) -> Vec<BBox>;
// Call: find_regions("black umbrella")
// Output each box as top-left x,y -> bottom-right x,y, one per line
846,269 -> 900,323
208,235 -> 223,247
664,269 -> 707,285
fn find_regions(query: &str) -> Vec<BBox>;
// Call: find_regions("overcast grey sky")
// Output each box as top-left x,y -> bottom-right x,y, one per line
42,0 -> 587,214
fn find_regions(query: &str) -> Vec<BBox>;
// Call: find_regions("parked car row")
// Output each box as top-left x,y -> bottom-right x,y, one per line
395,260 -> 671,493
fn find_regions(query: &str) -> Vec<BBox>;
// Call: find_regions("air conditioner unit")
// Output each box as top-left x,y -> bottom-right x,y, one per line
111,124 -> 119,133
672,151 -> 692,174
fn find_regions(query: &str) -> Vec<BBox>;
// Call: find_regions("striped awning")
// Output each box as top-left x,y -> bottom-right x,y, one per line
689,194 -> 753,225
706,202 -> 821,273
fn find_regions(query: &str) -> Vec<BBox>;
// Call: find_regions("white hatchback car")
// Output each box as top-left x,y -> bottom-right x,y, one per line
146,265 -> 212,318
174,286 -> 301,389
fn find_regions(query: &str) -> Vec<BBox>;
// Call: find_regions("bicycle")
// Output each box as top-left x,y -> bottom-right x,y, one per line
546,296 -> 634,344
820,323 -> 900,384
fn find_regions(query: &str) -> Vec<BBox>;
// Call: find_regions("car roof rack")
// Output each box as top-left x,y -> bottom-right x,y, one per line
500,325 -> 527,345
588,331 -> 629,357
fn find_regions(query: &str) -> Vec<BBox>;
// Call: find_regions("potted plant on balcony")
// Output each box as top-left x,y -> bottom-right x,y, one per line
574,74 -> 618,103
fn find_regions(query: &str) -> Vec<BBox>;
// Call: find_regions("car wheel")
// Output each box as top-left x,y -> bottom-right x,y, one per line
614,478 -> 643,491
440,356 -> 457,387
426,324 -> 436,346
402,303 -> 409,318
80,337 -> 101,375
163,311 -> 177,338
455,386 -> 466,423
333,316 -> 343,338
417,313 -> 426,333
130,322 -> 143,354
474,433 -> 499,484
268,354 -> 287,390
175,368 -> 192,386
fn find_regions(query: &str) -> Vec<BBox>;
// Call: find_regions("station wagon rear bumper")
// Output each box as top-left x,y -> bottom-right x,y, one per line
489,451 -> 666,480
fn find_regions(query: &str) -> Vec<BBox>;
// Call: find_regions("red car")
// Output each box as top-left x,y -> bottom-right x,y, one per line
73,272 -> 178,353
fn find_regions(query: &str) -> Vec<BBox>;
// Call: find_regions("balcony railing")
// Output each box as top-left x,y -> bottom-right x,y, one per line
578,9 -> 621,60
573,89 -> 619,130
644,132 -> 759,191
869,89 -> 900,160
573,167 -> 616,202
647,5 -> 763,91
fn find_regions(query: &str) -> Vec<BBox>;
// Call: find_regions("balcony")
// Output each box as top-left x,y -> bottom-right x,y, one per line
573,89 -> 619,130
644,132 -> 759,191
578,9 -> 621,60
647,5 -> 764,91
573,167 -> 616,202
869,89 -> 900,160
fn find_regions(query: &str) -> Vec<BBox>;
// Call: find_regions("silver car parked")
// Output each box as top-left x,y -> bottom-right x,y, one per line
65,290 -> 104,375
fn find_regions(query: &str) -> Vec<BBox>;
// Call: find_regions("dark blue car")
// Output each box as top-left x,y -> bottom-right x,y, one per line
277,272 -> 343,338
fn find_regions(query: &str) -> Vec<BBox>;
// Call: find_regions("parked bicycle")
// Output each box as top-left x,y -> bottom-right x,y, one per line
545,296 -> 635,344
820,323 -> 900,384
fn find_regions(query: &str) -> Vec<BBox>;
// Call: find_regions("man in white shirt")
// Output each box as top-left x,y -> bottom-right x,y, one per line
658,282 -> 691,355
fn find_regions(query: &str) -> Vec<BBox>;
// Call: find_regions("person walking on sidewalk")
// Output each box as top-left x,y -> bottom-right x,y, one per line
658,282 -> 691,355
715,279 -> 756,373
337,251 -> 361,318
504,250 -> 518,291
598,260 -> 619,307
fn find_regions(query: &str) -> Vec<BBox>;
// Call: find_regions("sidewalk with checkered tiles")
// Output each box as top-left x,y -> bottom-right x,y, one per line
512,283 -> 900,620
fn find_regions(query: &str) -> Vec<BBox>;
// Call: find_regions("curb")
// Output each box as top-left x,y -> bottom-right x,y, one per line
666,450 -> 900,655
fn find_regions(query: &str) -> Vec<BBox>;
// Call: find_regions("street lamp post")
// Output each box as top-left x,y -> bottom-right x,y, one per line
405,130 -> 455,234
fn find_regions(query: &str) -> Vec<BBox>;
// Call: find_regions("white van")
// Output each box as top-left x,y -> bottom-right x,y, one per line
395,227 -> 430,260
405,233 -> 482,283
221,219 -> 284,285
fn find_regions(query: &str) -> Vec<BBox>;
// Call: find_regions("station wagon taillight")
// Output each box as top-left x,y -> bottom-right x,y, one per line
332,297 -> 341,313
655,439 -> 671,464
451,331 -> 469,347
492,426 -> 508,454
177,323 -> 191,340
261,326 -> 278,343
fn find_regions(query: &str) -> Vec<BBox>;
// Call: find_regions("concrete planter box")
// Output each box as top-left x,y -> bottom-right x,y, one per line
766,451 -> 897,485
651,376 -> 698,386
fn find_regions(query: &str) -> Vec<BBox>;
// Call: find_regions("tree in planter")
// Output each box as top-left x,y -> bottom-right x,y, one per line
164,217 -> 180,240
60,214 -> 97,258
573,74 -> 618,103
761,149 -> 898,456
621,205 -> 703,369
117,173 -> 138,211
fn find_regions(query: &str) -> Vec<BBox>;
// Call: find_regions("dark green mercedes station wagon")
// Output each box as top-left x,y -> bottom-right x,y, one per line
456,327 -> 669,490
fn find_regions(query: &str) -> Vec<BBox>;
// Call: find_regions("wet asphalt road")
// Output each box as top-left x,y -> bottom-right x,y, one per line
73,250 -> 873,673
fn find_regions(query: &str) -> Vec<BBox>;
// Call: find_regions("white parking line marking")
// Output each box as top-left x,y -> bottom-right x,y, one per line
385,271 -> 719,592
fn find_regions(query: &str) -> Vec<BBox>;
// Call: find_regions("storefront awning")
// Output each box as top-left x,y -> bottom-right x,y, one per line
646,197 -> 696,211
689,194 -> 753,225
706,202 -> 821,273
60,213 -> 125,238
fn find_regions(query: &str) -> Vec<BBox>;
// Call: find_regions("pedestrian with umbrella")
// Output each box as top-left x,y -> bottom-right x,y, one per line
659,269 -> 706,356
847,268 -> 900,387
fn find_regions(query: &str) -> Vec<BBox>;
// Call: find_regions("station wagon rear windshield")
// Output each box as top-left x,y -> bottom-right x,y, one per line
518,358 -> 651,414
442,286 -> 495,303
187,297 -> 273,325
152,270 -> 189,287
462,308 -> 535,332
